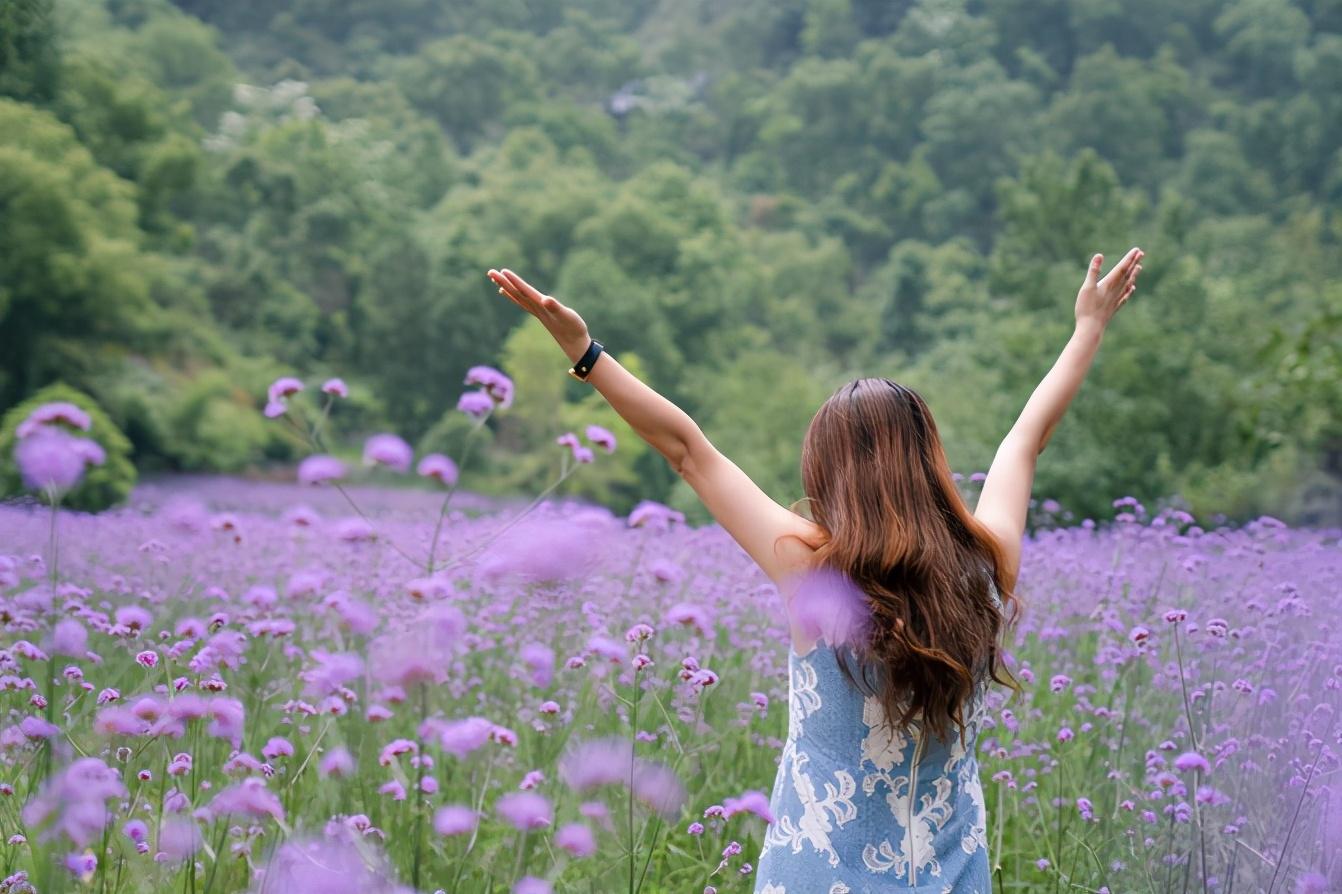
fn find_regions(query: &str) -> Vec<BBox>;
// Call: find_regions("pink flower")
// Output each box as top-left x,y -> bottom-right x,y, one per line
318,747 -> 355,779
211,778 -> 284,821
555,823 -> 597,858
496,792 -> 553,830
321,378 -> 348,398
514,878 -> 551,894
433,805 -> 478,837
585,424 -> 617,453
457,391 -> 493,419
417,453 -> 459,486
135,650 -> 158,669
722,790 -> 774,824
15,428 -> 101,492
17,402 -> 92,436
464,366 -> 514,408
297,455 -> 345,485
362,434 -> 413,472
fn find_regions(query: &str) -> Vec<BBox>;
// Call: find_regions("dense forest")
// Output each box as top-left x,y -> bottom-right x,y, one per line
2,0 -> 1340,524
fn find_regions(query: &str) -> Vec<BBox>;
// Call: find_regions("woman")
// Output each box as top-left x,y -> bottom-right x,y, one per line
487,245 -> 1143,893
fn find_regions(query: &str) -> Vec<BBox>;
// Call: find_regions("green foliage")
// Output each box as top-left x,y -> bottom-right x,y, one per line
0,0 -> 1339,523
0,383 -> 136,511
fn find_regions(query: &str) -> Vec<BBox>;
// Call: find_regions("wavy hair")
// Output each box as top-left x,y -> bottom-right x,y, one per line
791,377 -> 1023,747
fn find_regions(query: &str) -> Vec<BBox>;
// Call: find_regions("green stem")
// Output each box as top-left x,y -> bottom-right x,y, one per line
425,412 -> 490,572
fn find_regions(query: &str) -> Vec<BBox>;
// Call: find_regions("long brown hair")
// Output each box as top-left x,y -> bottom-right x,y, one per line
793,377 -> 1023,747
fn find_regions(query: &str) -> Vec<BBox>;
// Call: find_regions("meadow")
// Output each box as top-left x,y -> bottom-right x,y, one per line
1,378 -> 1340,894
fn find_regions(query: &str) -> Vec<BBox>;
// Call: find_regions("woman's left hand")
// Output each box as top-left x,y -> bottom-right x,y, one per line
488,268 -> 591,363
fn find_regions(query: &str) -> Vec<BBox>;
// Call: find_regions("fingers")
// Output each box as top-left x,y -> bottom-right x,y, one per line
501,269 -> 549,307
488,269 -> 537,313
1085,253 -> 1103,287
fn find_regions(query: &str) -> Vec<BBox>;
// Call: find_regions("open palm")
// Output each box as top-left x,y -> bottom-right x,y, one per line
487,268 -> 591,362
1075,247 -> 1143,330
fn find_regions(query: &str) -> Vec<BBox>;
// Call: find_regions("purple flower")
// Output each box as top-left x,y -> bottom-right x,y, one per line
297,455 -> 345,485
722,790 -> 774,823
627,500 -> 686,530
433,805 -> 478,837
438,717 -> 494,758
362,434 -> 413,473
17,402 -> 92,436
513,879 -> 551,894
321,378 -> 348,398
585,424 -> 617,453
464,365 -> 514,408
318,747 -> 355,779
1173,751 -> 1210,774
268,377 -> 305,401
21,758 -> 127,848
14,428 -> 101,492
258,836 -> 406,894
367,603 -> 466,688
496,792 -> 553,830
51,619 -> 88,656
417,453 -> 458,486
210,778 -> 284,821
787,566 -> 871,650
555,823 -> 596,857
158,817 -> 201,862
457,390 -> 494,419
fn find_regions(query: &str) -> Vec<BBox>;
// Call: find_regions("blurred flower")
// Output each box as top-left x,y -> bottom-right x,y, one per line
21,758 -> 127,848
433,805 -> 477,837
555,823 -> 596,857
211,778 -> 284,822
251,835 -> 410,894
464,366 -> 514,409
321,378 -> 348,398
16,402 -> 92,437
514,878 -> 551,894
15,427 -> 103,493
627,500 -> 685,530
362,434 -> 413,473
1173,752 -> 1210,774
298,455 -> 345,486
722,790 -> 774,823
585,425 -> 617,453
417,454 -> 458,487
786,565 -> 871,650
496,792 -> 552,830
457,391 -> 493,419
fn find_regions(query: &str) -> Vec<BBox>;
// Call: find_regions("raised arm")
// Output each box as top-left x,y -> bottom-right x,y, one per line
973,247 -> 1144,588
487,268 -> 819,584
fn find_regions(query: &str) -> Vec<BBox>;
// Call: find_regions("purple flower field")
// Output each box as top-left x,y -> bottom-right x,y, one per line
1,379 -> 1340,893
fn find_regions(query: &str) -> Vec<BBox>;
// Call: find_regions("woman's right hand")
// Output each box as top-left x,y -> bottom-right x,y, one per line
488,268 -> 592,364
1075,247 -> 1143,332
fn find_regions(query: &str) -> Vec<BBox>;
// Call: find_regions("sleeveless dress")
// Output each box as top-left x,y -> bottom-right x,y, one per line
753,581 -> 999,894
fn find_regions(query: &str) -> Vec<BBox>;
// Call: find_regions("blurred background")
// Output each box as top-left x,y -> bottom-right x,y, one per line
1,0 -> 1339,526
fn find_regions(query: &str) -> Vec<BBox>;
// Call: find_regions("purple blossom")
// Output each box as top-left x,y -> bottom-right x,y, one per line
1173,751 -> 1210,774
17,402 -> 92,436
21,758 -> 127,848
321,378 -> 348,397
722,790 -> 774,823
433,805 -> 478,837
416,453 -> 458,486
464,365 -> 514,408
496,792 -> 553,830
555,823 -> 597,857
297,455 -> 345,485
15,427 -> 102,492
585,424 -> 617,453
457,390 -> 494,419
362,434 -> 413,473
211,778 -> 284,821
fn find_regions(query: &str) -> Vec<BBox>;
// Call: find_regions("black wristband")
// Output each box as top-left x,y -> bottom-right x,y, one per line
568,339 -> 604,381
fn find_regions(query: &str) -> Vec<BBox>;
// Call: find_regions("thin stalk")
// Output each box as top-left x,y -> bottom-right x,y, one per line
1265,736 -> 1326,894
425,413 -> 490,572
433,459 -> 577,573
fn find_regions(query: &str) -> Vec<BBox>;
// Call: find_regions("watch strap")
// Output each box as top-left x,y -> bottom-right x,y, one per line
568,339 -> 604,381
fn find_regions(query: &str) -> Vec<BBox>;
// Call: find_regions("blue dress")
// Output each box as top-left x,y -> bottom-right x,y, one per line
754,586 -> 997,894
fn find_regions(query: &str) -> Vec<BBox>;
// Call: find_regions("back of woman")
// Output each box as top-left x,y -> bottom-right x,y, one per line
754,576 -> 1003,894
